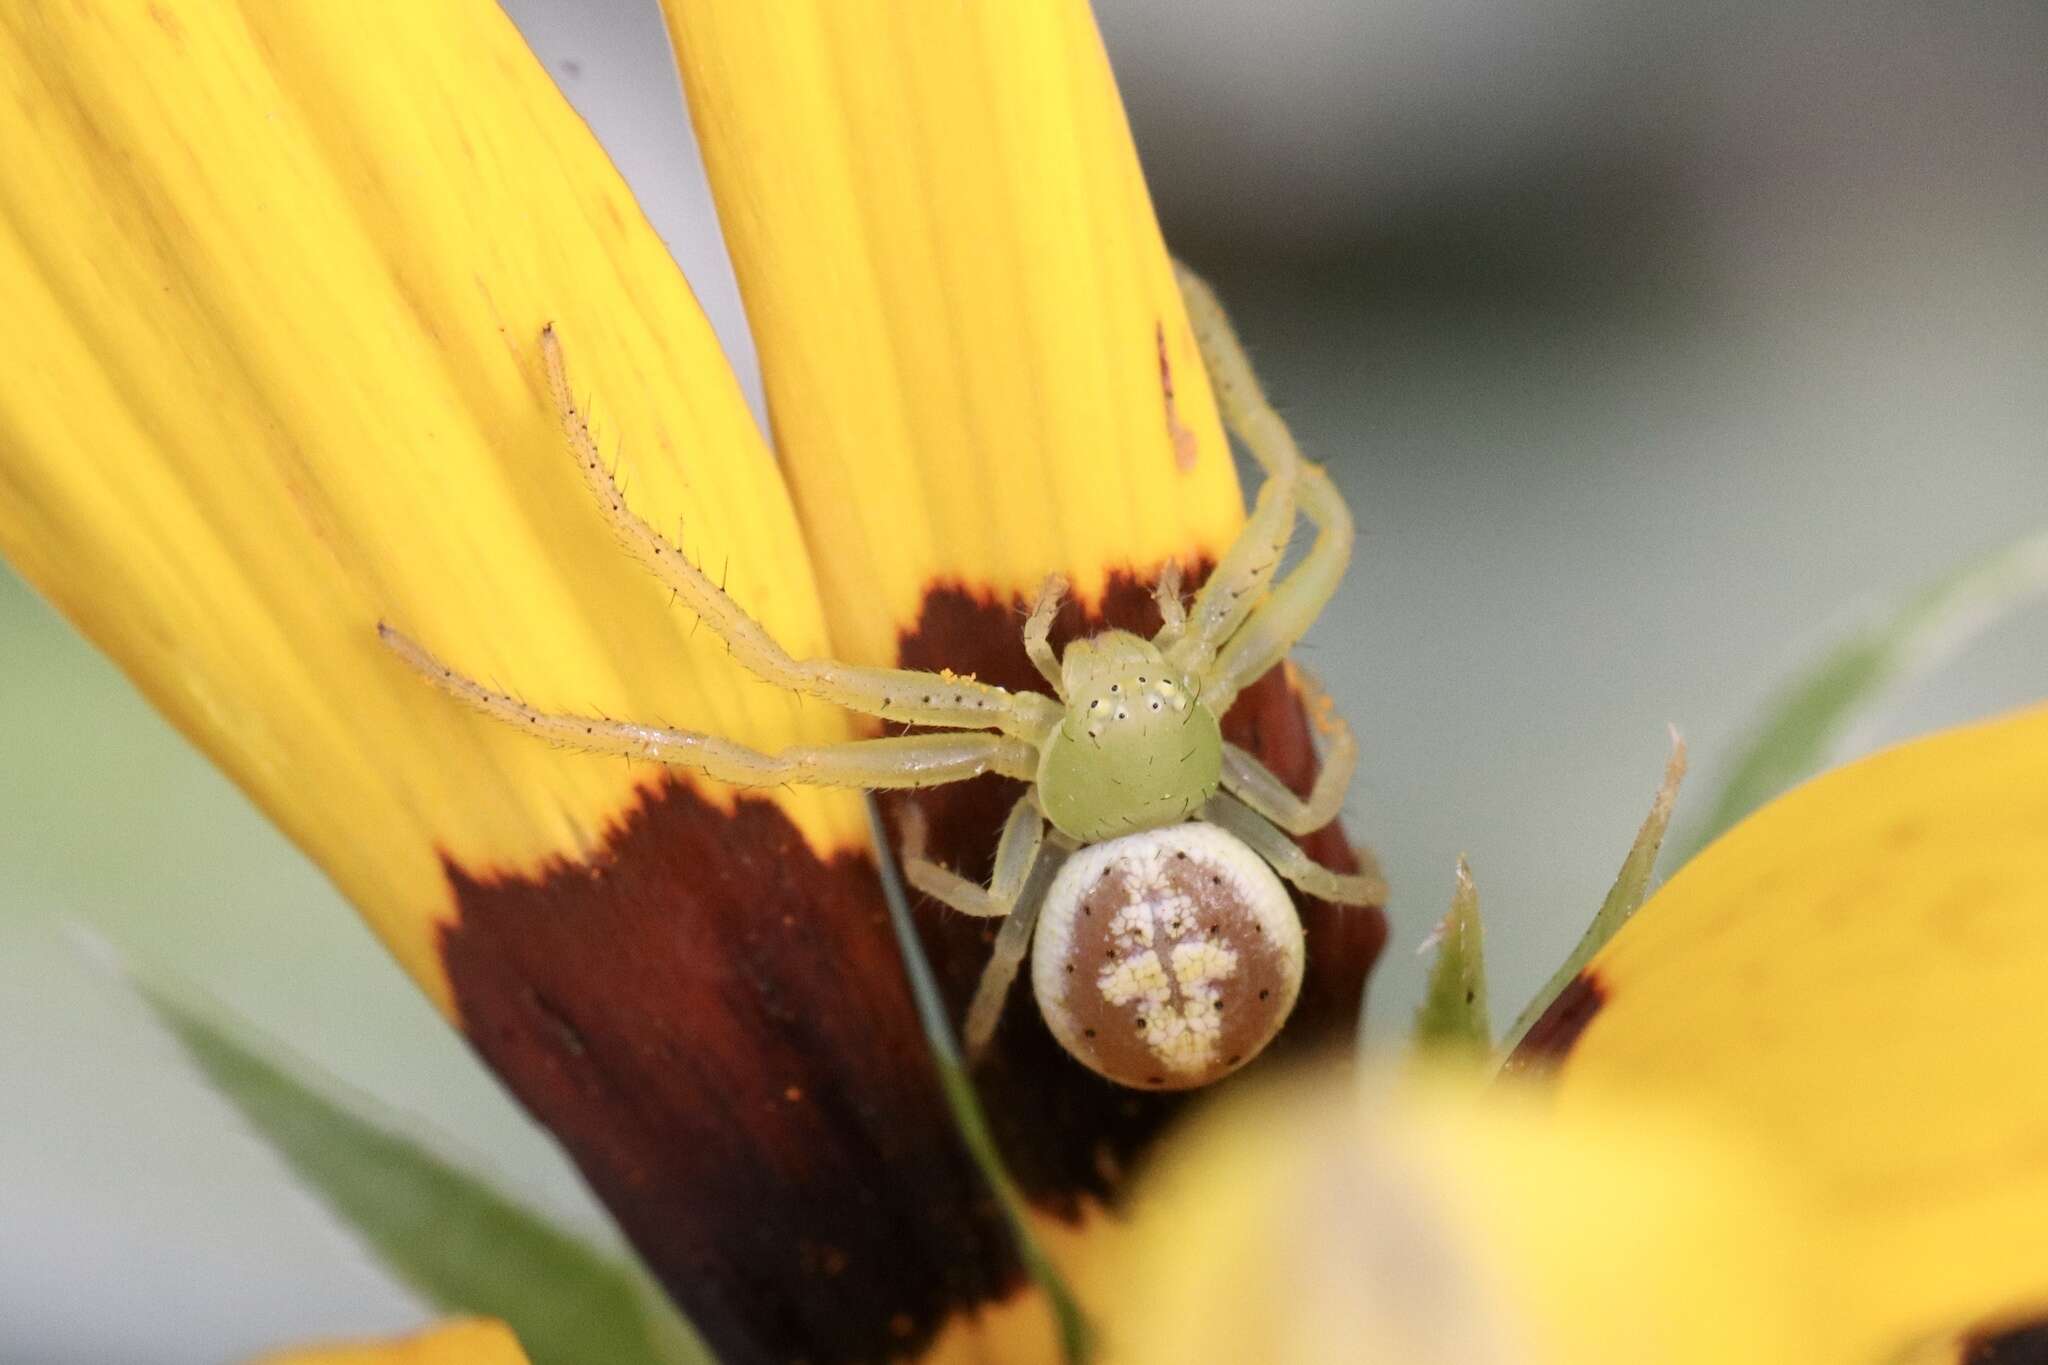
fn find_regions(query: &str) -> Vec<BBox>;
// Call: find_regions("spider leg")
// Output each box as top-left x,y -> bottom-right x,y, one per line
1219,665 -> 1357,834
1202,791 -> 1386,907
1203,464 -> 1351,714
1150,559 -> 1188,650
1165,273 -> 1355,715
899,793 -> 1046,919
381,624 -> 1037,788
1022,573 -> 1067,696
962,866 -> 1056,1063
542,327 -> 1058,743
1166,265 -> 1302,677
898,795 -> 1067,1060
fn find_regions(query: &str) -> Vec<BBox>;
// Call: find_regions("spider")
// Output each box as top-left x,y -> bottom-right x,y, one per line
380,267 -> 1384,1092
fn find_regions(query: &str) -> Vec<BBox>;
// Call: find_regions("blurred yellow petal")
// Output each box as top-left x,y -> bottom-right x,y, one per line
0,1 -> 858,1009
1534,703 -> 2048,1354
250,1319 -> 528,1365
664,0 -> 1240,659
1109,1070 -> 1855,1365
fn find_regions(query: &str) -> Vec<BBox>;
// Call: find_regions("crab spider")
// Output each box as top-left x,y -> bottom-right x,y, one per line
380,266 -> 1384,1092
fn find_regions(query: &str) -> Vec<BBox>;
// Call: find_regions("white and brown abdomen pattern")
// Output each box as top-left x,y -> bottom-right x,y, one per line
1031,822 -> 1305,1090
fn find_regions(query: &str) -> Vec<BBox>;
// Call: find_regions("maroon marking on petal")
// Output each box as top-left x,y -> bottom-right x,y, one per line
436,562 -> 1387,1361
891,566 -> 1388,1214
1156,322 -> 1201,473
1502,971 -> 1609,1074
1965,1321 -> 2048,1364
440,783 -> 1016,1365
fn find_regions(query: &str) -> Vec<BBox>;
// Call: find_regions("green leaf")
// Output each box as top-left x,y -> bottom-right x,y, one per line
138,978 -> 709,1365
1674,528 -> 2048,868
1412,856 -> 1492,1061
1502,733 -> 1687,1056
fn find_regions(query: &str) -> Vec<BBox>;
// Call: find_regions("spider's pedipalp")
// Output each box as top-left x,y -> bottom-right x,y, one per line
1150,559 -> 1188,650
379,623 -> 1037,790
541,327 -> 1059,744
1022,572 -> 1068,696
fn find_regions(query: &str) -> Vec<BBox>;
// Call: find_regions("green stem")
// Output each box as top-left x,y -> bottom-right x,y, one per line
864,798 -> 1095,1364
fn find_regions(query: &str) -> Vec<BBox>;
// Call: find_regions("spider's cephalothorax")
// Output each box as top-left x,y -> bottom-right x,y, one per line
1037,632 -> 1221,842
380,266 -> 1385,1091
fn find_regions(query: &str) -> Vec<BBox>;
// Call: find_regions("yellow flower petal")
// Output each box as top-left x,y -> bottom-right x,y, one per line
250,1319 -> 528,1365
663,0 -> 1242,658
1537,702 -> 2048,1354
0,3 -> 857,1010
1109,1071 -> 1855,1365
663,14 -> 1388,1357
1,7 -> 1032,1360
660,17 -> 1388,1356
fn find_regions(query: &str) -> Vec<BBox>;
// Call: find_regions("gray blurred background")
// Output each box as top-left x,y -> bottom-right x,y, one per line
3,1 -> 2045,1359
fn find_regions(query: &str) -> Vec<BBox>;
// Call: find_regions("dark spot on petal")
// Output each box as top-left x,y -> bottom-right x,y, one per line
1964,1319 -> 2048,1364
442,782 -> 1015,1363
1503,972 -> 1608,1073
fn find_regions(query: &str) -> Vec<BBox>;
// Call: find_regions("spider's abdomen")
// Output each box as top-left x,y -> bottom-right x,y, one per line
1031,822 -> 1304,1090
1037,631 -> 1222,842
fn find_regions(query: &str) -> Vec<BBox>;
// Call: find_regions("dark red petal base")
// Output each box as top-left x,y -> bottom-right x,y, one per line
438,568 -> 1387,1363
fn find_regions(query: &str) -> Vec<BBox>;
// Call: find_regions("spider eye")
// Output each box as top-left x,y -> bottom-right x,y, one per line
1029,823 -> 1303,1091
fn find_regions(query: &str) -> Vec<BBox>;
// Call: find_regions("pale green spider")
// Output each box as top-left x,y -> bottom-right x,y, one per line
380,267 -> 1384,1091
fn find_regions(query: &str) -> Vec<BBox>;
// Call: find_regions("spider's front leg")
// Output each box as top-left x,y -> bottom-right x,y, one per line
1165,265 -> 1311,678
1169,270 -> 1355,716
1205,463 -> 1351,713
900,794 -> 1068,1060
1204,791 -> 1387,908
542,327 -> 1059,744
379,625 -> 1039,788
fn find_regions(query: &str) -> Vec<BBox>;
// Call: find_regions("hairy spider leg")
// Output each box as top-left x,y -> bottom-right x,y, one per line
1168,273 -> 1355,715
1218,665 -> 1358,836
1207,464 -> 1352,712
1202,791 -> 1387,907
1167,266 -> 1303,677
380,625 -> 1038,789
541,327 -> 1059,744
1022,573 -> 1067,696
